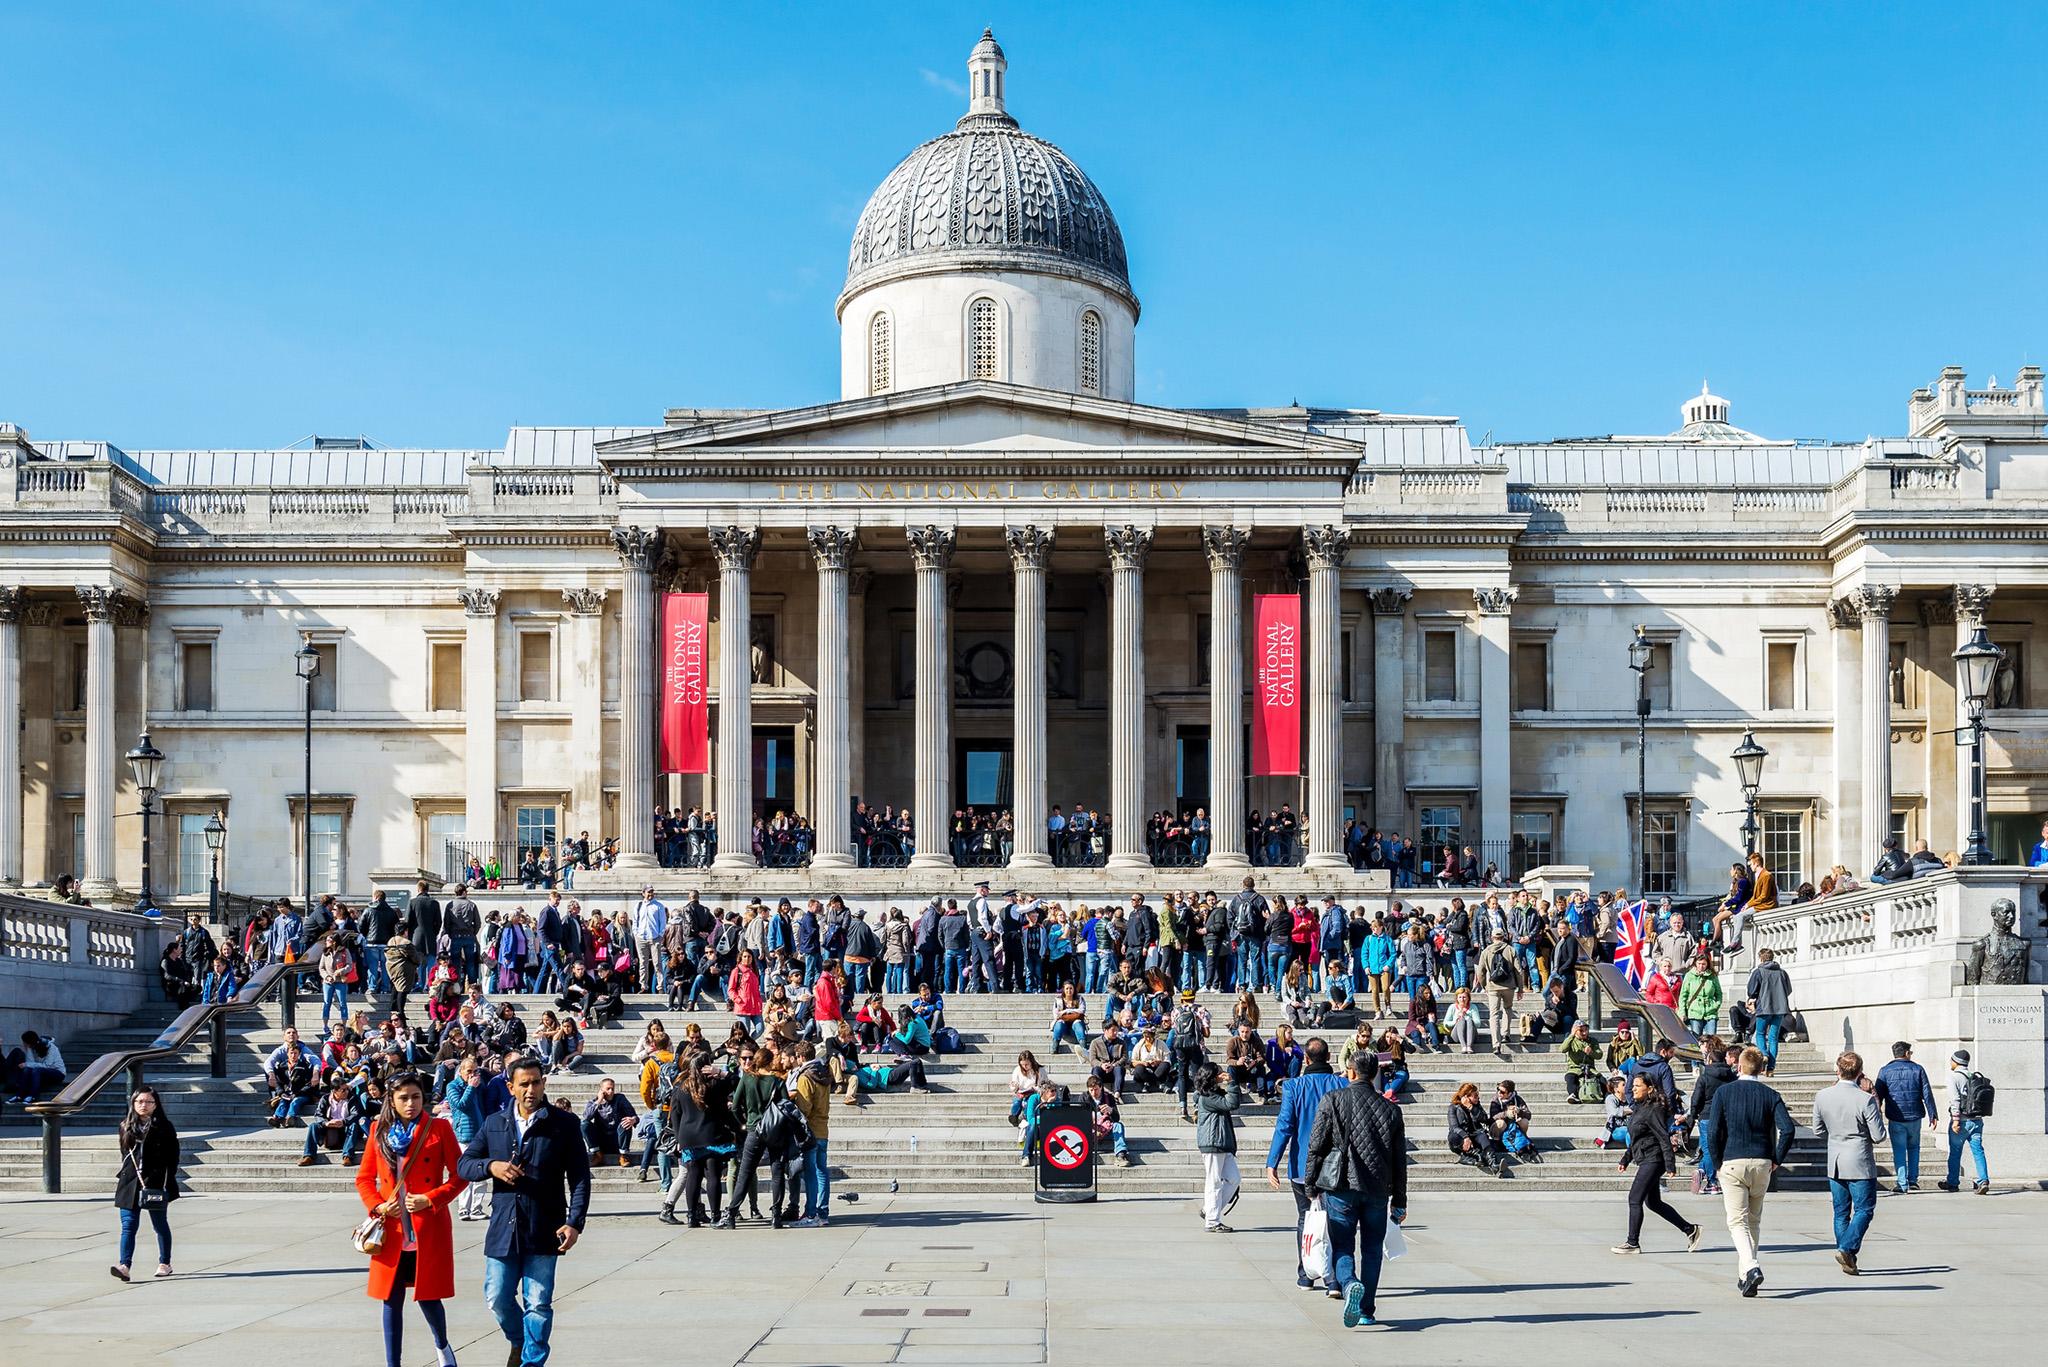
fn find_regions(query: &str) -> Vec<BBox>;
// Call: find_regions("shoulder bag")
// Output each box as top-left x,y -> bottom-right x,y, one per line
129,1143 -> 170,1211
352,1126 -> 422,1256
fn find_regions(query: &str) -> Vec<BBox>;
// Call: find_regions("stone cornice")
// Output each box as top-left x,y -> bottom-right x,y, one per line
150,547 -> 464,566
607,454 -> 1359,481
1512,544 -> 1831,564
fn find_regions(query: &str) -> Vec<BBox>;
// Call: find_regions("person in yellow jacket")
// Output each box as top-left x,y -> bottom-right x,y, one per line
787,1041 -> 834,1227
637,1040 -> 678,1189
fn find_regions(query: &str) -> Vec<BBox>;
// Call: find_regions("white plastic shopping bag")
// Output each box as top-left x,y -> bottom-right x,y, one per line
1301,1200 -> 1331,1281
1383,1216 -> 1408,1261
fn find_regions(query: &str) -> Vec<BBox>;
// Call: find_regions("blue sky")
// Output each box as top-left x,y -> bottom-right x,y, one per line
4,1 -> 2043,450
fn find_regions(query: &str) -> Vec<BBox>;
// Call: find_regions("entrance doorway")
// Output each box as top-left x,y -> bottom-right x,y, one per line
752,726 -> 796,822
956,740 -> 1014,813
1175,725 -> 1211,815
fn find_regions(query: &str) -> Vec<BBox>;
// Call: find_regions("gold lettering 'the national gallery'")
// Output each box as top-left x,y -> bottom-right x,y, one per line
775,480 -> 1190,501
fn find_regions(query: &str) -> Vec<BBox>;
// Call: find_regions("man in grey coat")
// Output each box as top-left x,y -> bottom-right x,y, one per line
1812,1050 -> 1888,1274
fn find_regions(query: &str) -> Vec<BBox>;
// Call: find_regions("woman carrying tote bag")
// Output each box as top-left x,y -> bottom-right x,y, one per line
354,1071 -> 467,1367
111,1084 -> 180,1282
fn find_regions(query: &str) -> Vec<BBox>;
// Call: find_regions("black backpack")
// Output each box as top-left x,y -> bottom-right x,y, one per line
653,1057 -> 684,1109
1487,951 -> 1516,988
713,921 -> 739,957
753,1092 -> 815,1157
1172,1004 -> 1205,1053
1956,1071 -> 1996,1119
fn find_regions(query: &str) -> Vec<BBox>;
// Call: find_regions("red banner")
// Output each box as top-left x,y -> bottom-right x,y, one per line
660,592 -> 710,774
1252,593 -> 1301,776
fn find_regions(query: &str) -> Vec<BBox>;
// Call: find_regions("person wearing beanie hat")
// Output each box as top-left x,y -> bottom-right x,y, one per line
1171,990 -> 1210,1122
1938,1050 -> 1991,1194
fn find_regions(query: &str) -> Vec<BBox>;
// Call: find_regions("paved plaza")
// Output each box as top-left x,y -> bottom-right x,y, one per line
0,1188 -> 2033,1366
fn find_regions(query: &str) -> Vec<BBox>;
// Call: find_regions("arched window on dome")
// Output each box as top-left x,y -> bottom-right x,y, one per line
1078,310 -> 1103,396
868,312 -> 892,396
968,297 -> 1000,380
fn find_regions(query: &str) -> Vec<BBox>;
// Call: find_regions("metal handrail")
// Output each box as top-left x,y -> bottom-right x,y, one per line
1580,959 -> 1700,1062
23,957 -> 321,1193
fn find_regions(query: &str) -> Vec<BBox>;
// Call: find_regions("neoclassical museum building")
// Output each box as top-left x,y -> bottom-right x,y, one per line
3,31 -> 2045,909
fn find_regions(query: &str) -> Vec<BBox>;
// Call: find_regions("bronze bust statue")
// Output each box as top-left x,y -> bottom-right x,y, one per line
1964,898 -> 2032,986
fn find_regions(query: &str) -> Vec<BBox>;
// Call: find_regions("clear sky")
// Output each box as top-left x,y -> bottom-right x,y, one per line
4,1 -> 2043,451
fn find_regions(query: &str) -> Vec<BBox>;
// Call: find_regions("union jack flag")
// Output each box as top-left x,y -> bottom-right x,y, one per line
1613,900 -> 1651,989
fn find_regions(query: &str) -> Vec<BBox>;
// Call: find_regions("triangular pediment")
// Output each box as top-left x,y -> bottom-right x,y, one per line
596,382 -> 1360,458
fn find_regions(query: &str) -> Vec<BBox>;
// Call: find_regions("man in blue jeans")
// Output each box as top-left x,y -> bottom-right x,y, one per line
1873,1041 -> 1940,1193
458,1057 -> 591,1367
1811,1050 -> 1886,1274
1938,1049 -> 1992,1195
1302,1048 -> 1410,1328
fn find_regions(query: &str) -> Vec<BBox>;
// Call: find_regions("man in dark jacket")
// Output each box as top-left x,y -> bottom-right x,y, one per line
1869,835 -> 1914,885
442,882 -> 482,988
361,892 -> 400,995
1303,1048 -> 1410,1328
1124,895 -> 1159,974
1873,1041 -> 1940,1193
1686,1036 -> 1738,1192
1700,1045 -> 1796,1297
404,879 -> 442,962
1265,1037 -> 1350,1290
458,1056 -> 591,1367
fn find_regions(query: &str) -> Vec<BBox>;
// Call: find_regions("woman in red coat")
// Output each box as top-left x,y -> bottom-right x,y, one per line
355,1071 -> 466,1367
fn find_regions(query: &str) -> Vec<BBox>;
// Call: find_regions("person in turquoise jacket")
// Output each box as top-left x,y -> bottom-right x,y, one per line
1263,1037 -> 1351,1290
1361,926 -> 1399,1018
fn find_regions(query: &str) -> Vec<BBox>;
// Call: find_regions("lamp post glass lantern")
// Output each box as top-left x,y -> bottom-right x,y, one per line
1628,626 -> 1652,894
1732,728 -> 1768,859
1954,627 -> 2003,865
295,641 -> 320,913
203,811 -> 226,924
125,730 -> 166,919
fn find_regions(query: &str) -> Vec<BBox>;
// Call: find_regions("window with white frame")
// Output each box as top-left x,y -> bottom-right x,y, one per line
1510,808 -> 1555,877
515,804 -> 558,856
1765,638 -> 1800,711
868,312 -> 892,395
1078,310 -> 1102,395
424,808 -> 465,877
1761,809 -> 1805,889
1641,808 -> 1680,895
968,298 -> 1000,380
305,810 -> 343,895
1420,804 -> 1462,853
174,811 -> 214,897
1423,630 -> 1457,701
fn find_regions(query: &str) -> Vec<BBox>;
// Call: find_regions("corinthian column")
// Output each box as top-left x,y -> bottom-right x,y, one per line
1369,587 -> 1413,839
907,525 -> 957,870
710,525 -> 762,870
1006,526 -> 1055,869
1203,528 -> 1252,869
1105,524 -> 1152,871
458,585 -> 503,856
1855,584 -> 1897,869
1302,525 -> 1349,869
609,527 -> 660,870
76,586 -> 120,900
0,589 -> 22,885
1952,584 -> 1994,854
808,526 -> 857,870
1473,586 -> 1517,863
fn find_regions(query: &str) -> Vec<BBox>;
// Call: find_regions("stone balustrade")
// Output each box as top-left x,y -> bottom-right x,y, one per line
0,892 -> 168,1044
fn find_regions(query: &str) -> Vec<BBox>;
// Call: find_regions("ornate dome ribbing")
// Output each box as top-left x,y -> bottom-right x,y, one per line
839,31 -> 1136,316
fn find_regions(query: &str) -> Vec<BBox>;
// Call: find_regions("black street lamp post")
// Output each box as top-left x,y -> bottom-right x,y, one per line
1732,728 -> 1769,859
204,811 -> 227,923
1954,627 -> 2003,866
1627,625 -> 1652,893
295,640 -> 320,913
124,731 -> 165,920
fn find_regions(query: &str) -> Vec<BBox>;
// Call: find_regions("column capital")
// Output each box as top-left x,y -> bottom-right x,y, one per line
806,525 -> 858,570
1471,586 -> 1518,616
708,524 -> 762,571
848,567 -> 875,598
459,587 -> 502,618
1953,583 -> 1994,625
1301,523 -> 1349,568
906,524 -> 956,571
1005,524 -> 1055,571
22,601 -> 54,627
1368,586 -> 1413,617
560,588 -> 607,616
75,585 -> 117,623
1104,523 -> 1152,570
1826,596 -> 1859,631
1849,583 -> 1897,621
0,587 -> 24,624
610,524 -> 662,573
1201,525 -> 1253,571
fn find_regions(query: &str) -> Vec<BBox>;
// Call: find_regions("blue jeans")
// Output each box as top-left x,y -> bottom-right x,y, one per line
1752,1015 -> 1783,1069
1696,1129 -> 1717,1186
450,934 -> 480,987
362,945 -> 391,994
117,1205 -> 172,1267
1829,1176 -> 1877,1255
1266,945 -> 1293,993
1889,1123 -> 1924,1188
533,947 -> 565,995
1448,952 -> 1469,991
1049,1020 -> 1087,1052
1181,954 -> 1205,992
320,983 -> 348,1023
303,1118 -> 364,1158
802,1140 -> 831,1219
1515,945 -> 1540,980
1236,941 -> 1263,992
943,949 -> 970,994
484,1252 -> 558,1366
1103,1120 -> 1127,1155
802,951 -> 821,987
1947,1118 -> 1988,1186
885,962 -> 907,995
1320,1188 -> 1391,1311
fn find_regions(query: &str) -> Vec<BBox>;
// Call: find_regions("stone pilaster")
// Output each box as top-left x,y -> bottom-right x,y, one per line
1202,528 -> 1253,869
709,525 -> 761,869
1368,587 -> 1413,838
1953,584 -> 1994,855
1302,525 -> 1349,869
1006,526 -> 1055,869
1855,584 -> 1898,869
457,586 -> 503,855
907,525 -> 957,869
1105,524 -> 1152,871
807,526 -> 857,870
609,526 -> 661,870
0,589 -> 21,885
1473,586 -> 1517,860
75,586 -> 119,899
561,588 -> 607,846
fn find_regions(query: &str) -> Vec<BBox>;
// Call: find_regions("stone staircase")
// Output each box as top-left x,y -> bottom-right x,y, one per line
0,989 -> 1856,1196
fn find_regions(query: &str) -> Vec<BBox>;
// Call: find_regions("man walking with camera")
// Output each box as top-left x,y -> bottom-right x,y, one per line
458,1056 -> 592,1367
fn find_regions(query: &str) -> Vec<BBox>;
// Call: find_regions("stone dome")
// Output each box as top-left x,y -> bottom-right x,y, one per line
838,32 -> 1136,319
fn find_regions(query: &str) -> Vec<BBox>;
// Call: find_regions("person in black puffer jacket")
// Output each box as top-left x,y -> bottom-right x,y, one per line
1685,1034 -> 1738,1191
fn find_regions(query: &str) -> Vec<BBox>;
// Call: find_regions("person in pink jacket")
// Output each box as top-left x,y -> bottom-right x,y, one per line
728,950 -> 765,1036
1641,958 -> 1680,1011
